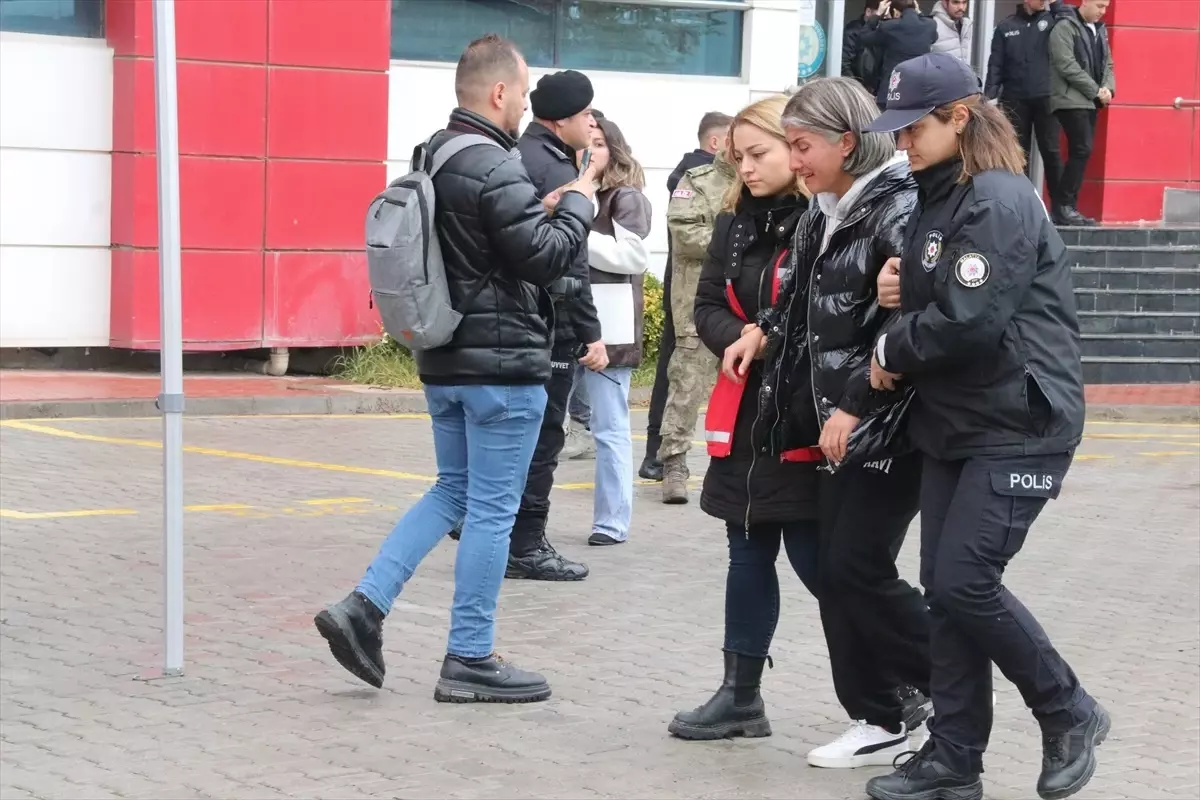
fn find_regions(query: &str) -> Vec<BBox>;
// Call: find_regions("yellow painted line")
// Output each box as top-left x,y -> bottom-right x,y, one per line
1084,432 -> 1200,441
301,497 -> 372,505
1084,420 -> 1200,430
1137,451 -> 1200,458
184,503 -> 254,512
0,507 -> 138,520
1074,454 -> 1115,461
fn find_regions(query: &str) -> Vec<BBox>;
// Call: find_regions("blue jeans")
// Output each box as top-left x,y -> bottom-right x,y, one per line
357,383 -> 546,659
581,367 -> 633,541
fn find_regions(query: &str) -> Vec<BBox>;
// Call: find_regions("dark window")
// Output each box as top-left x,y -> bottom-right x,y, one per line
0,0 -> 104,38
391,0 -> 744,77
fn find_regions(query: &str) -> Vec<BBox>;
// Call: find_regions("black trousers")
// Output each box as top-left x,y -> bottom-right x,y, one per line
1056,108 -> 1098,210
510,355 -> 575,556
920,452 -> 1095,775
1002,96 -> 1064,207
644,264 -> 675,460
723,519 -> 820,657
818,453 -> 929,731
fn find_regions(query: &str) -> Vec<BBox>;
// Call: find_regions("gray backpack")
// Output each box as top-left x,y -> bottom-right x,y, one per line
365,133 -> 505,351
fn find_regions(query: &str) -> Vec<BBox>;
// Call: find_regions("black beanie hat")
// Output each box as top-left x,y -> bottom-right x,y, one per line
530,70 -> 594,121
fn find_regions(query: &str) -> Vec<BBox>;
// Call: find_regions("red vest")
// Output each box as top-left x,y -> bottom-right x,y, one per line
704,249 -> 822,464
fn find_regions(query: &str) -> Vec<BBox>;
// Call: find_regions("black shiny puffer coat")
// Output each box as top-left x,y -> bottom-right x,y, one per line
759,160 -> 917,465
415,109 -> 592,386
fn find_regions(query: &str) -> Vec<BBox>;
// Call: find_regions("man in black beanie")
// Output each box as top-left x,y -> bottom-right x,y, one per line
508,70 -> 606,582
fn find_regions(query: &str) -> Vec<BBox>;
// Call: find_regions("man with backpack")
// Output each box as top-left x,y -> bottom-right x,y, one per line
314,34 -> 598,704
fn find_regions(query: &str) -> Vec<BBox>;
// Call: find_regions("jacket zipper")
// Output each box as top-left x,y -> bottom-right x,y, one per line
743,261 -> 770,537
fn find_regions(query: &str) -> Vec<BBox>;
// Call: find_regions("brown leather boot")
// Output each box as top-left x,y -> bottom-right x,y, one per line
661,454 -> 690,505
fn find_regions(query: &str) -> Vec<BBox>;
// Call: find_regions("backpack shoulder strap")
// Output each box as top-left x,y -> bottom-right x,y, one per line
429,133 -> 503,177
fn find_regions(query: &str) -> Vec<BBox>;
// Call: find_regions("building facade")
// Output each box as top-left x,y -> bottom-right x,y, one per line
0,0 -> 1196,350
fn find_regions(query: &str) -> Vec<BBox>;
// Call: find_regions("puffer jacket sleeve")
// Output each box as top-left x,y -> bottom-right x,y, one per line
693,216 -> 743,359
480,156 -> 592,287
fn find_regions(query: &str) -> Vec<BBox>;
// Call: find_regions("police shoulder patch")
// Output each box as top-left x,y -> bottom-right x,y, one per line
955,252 -> 990,288
1037,18 -> 1049,30
921,231 -> 944,272
672,188 -> 694,200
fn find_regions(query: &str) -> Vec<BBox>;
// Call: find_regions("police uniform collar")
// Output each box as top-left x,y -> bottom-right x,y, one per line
524,121 -> 575,162
913,157 -> 963,203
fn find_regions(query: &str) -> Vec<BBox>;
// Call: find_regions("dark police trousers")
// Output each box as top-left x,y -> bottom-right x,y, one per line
818,452 -> 930,731
510,348 -> 575,556
644,265 -> 675,459
920,451 -> 1095,774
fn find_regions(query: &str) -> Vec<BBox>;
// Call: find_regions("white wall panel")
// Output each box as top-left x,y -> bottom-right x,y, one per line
0,246 -> 111,347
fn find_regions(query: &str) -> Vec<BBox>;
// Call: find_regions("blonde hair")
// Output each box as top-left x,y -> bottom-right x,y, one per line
722,94 -> 810,213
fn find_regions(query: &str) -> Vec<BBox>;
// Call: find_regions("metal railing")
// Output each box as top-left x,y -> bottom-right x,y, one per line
1174,97 -> 1200,109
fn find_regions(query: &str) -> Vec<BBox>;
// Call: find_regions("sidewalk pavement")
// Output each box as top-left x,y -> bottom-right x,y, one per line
0,369 -> 1197,422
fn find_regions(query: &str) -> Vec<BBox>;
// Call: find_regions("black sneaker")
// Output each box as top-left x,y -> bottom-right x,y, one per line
638,455 -> 664,481
448,523 -> 462,542
434,653 -> 551,704
314,592 -> 386,688
505,541 -> 589,581
898,685 -> 933,732
1037,704 -> 1111,800
865,743 -> 983,800
587,532 -> 623,546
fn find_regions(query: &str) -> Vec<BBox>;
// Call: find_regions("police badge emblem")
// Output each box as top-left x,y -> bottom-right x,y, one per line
921,231 -> 943,271
955,252 -> 991,288
1037,18 -> 1049,30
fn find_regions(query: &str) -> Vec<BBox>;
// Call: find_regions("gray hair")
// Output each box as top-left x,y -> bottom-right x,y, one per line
780,77 -> 896,178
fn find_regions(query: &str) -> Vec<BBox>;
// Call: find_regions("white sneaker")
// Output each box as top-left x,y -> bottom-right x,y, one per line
807,721 -> 912,769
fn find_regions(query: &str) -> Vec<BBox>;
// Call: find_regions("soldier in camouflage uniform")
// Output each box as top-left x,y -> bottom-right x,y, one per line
659,152 -> 737,504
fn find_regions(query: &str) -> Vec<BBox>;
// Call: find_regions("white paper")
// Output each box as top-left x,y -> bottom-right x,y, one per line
797,0 -> 816,27
591,283 -> 636,345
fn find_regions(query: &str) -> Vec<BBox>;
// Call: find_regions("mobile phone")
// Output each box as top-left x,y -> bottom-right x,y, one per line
578,149 -> 592,178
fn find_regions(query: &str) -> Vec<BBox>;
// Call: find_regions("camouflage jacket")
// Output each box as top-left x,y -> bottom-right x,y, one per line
666,153 -> 736,341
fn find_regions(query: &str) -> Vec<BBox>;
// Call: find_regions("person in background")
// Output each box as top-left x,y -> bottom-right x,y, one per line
858,0 -> 937,111
929,0 -> 973,67
576,117 -> 653,546
984,1 -> 1070,224
666,95 -> 816,741
314,35 -> 596,703
1049,0 -> 1114,228
843,0 -> 886,97
638,111 -> 732,482
756,76 -> 933,770
508,69 -> 607,582
658,144 -> 736,504
863,52 -> 1108,800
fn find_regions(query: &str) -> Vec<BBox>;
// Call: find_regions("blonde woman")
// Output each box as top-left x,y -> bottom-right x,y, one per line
668,95 -> 814,741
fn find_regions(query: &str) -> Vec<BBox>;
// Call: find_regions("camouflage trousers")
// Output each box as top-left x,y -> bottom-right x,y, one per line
658,336 -> 717,461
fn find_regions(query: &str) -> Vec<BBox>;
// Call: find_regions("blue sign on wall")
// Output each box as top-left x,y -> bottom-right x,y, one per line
797,20 -> 826,81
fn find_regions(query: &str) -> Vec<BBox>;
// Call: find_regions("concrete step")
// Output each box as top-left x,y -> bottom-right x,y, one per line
1071,266 -> 1200,292
1081,333 -> 1200,360
1067,245 -> 1200,269
1077,311 -> 1200,337
1059,227 -> 1200,248
1074,288 -> 1200,315
1082,356 -> 1200,385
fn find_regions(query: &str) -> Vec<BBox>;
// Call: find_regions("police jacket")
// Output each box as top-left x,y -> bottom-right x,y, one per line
693,190 -> 818,526
859,8 -> 937,107
760,156 -> 917,464
416,109 -> 593,386
517,122 -> 603,351
877,158 -> 1085,461
985,1 -> 1064,102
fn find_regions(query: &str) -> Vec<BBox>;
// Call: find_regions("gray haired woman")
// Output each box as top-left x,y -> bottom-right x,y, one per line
731,76 -> 932,770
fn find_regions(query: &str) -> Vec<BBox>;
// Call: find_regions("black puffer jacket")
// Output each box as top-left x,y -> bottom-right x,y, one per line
518,122 -> 603,352
694,190 -> 817,527
760,158 -> 917,465
415,109 -> 593,385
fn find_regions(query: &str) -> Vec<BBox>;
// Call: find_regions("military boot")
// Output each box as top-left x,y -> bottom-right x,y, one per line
662,454 -> 690,505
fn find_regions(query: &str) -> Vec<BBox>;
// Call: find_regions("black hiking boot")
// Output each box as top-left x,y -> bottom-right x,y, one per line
505,538 -> 589,581
314,592 -> 386,688
1037,704 -> 1111,800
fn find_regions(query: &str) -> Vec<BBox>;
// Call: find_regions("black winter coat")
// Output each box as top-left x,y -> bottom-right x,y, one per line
694,191 -> 817,527
760,160 -> 917,465
415,109 -> 593,386
985,1 -> 1064,101
517,122 -> 603,352
860,8 -> 937,107
878,158 -> 1085,460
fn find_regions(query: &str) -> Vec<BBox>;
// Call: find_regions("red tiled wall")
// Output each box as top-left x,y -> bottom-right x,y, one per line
1072,0 -> 1200,223
107,0 -> 387,350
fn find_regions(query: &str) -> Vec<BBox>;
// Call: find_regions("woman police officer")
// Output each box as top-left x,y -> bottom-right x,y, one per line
860,53 -> 1109,800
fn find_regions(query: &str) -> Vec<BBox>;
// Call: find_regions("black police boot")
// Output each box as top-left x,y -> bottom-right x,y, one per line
668,652 -> 772,740
639,434 -> 664,481
1036,704 -> 1111,800
434,652 -> 551,704
865,742 -> 983,800
505,537 -> 589,581
314,592 -> 386,688
448,522 -> 462,542
899,684 -> 933,732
